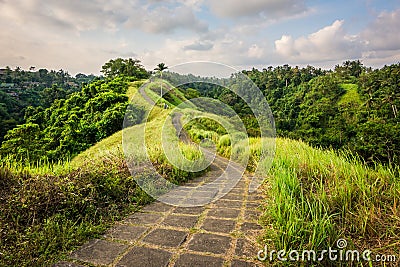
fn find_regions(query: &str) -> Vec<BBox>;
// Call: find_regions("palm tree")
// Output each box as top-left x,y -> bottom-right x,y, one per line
154,63 -> 168,97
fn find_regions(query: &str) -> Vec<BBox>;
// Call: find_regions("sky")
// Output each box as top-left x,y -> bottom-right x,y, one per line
0,0 -> 400,75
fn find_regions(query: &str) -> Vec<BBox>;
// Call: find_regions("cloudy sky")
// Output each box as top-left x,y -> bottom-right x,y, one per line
0,0 -> 399,75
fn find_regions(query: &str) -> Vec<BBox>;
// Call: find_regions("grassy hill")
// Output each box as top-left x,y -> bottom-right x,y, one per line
1,80 -> 399,266
184,117 -> 400,265
261,138 -> 399,264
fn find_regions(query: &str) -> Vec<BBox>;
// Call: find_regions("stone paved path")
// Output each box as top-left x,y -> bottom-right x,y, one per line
55,84 -> 266,266
55,170 -> 265,267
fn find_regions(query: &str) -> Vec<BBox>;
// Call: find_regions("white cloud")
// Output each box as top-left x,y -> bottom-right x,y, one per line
183,41 -> 213,51
125,5 -> 208,34
208,0 -> 307,19
0,0 -> 126,33
0,0 -> 209,74
361,9 -> 400,51
0,0 -> 207,34
247,44 -> 264,58
139,29 -> 275,71
359,9 -> 400,67
273,11 -> 400,68
0,0 -> 399,74
275,20 -> 363,63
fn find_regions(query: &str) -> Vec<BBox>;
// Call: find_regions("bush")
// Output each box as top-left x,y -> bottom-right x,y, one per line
0,158 -> 152,266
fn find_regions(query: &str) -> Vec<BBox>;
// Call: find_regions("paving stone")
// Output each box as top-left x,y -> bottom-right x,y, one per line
162,214 -> 199,229
231,259 -> 259,267
188,233 -> 232,255
204,173 -> 221,179
65,122 -> 268,267
71,239 -> 127,266
180,197 -> 213,206
235,238 -> 259,258
190,177 -> 205,183
116,247 -> 171,267
234,182 -> 247,187
105,225 -> 148,242
141,202 -> 173,213
214,200 -> 243,209
245,202 -> 260,210
215,186 -> 231,193
124,212 -> 163,225
174,253 -> 224,267
191,191 -> 218,200
173,206 -> 205,215
221,193 -> 245,201
208,208 -> 241,219
241,222 -> 262,233
232,183 -> 247,190
243,209 -> 260,222
246,194 -> 263,202
202,218 -> 236,233
185,183 -> 199,187
158,195 -> 185,205
203,188 -> 221,194
143,228 -> 188,248
209,182 -> 226,187
168,189 -> 192,197
52,262 -> 85,267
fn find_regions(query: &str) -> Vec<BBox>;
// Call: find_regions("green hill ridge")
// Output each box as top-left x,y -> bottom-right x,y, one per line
1,80 -> 399,266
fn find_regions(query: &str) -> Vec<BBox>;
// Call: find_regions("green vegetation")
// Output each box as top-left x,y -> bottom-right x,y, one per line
1,59 -> 399,265
101,58 -> 149,79
0,67 -> 95,143
0,78 -> 207,266
169,61 -> 399,165
260,139 -> 399,265
0,77 -> 142,161
0,148 -> 152,266
246,61 -> 400,166
185,117 -> 400,265
147,79 -> 195,109
168,63 -> 400,262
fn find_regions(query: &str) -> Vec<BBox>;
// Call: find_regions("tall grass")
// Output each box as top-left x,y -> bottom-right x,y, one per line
186,116 -> 399,265
240,138 -> 399,265
0,154 -> 152,266
0,82 -> 208,266
0,155 -> 71,176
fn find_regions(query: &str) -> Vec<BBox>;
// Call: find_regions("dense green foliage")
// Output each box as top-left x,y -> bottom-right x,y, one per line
245,61 -> 400,165
0,77 -> 144,161
167,61 -> 399,165
184,116 -> 399,265
0,152 -> 152,266
101,58 -> 149,79
0,57 -> 399,265
0,83 -> 206,266
0,90 -> 21,144
0,67 -> 96,142
5,60 -> 396,165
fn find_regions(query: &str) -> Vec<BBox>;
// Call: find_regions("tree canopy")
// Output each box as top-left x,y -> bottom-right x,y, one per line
101,58 -> 149,79
0,77 -> 144,161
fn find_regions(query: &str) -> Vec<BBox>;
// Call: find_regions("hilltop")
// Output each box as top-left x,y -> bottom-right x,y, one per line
1,78 -> 399,266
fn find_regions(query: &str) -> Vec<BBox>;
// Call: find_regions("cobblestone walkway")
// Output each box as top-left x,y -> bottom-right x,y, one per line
55,169 -> 265,267
55,85 -> 266,266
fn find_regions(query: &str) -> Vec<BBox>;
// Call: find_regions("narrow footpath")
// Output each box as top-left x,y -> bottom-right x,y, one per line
55,84 -> 265,267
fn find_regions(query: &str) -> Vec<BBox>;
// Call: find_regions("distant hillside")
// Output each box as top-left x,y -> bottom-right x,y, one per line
1,77 -> 399,266
164,61 -> 400,165
0,67 -> 98,143
0,77 -> 139,161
